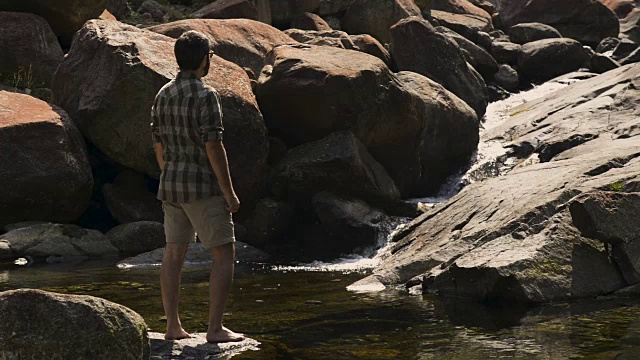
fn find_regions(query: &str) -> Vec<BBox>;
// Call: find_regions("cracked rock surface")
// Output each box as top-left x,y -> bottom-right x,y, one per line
354,64 -> 640,303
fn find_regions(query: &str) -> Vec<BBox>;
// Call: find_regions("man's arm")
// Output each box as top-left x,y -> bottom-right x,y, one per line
154,143 -> 165,170
205,141 -> 240,213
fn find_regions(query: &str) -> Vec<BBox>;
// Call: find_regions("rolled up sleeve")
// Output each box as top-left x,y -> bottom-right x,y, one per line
150,95 -> 162,144
199,90 -> 224,143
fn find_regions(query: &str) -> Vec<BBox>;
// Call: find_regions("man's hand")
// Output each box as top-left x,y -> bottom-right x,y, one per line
224,192 -> 240,213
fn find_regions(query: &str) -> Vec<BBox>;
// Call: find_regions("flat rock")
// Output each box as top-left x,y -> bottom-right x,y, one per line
149,332 -> 259,360
117,242 -> 269,268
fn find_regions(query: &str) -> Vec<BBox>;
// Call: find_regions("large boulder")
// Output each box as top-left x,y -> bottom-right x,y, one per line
284,29 -> 358,49
149,19 -> 295,86
290,12 -> 333,31
0,12 -> 63,88
106,221 -> 165,255
0,223 -> 118,260
269,0 -> 355,26
271,131 -> 401,203
429,0 -> 492,20
350,34 -> 393,66
102,170 -> 163,224
518,38 -> 591,83
191,0 -> 272,25
256,44 -> 479,196
356,63 -> 640,304
243,198 -> 294,249
0,0 -> 108,47
51,20 -> 268,208
0,91 -> 92,228
0,289 -> 149,360
491,40 -> 521,64
509,22 -> 562,45
341,0 -> 423,44
437,26 -> 499,79
491,0 -> 620,47
430,10 -> 494,43
390,17 -> 488,118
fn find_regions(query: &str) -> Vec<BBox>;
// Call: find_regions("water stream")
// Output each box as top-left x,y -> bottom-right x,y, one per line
6,76 -> 640,359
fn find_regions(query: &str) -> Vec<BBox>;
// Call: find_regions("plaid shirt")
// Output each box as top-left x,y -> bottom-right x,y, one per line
150,71 -> 224,203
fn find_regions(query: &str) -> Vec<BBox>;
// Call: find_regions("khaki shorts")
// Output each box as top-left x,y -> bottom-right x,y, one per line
162,196 -> 235,249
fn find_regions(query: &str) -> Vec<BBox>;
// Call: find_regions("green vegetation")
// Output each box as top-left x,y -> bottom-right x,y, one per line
609,181 -> 625,192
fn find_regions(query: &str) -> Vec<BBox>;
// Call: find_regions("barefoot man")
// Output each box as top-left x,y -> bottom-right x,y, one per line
150,30 -> 244,343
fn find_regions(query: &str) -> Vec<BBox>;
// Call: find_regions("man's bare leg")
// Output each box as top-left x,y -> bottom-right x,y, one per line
161,242 -> 191,340
206,242 -> 244,343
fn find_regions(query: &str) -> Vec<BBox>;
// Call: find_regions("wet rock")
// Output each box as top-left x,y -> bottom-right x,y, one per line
590,53 -> 621,73
0,289 -> 149,360
0,91 -> 92,228
271,131 -> 401,204
342,0 -> 423,44
596,37 -> 621,54
357,63 -> 640,303
192,0 -> 272,24
244,198 -> 294,249
107,221 -> 165,255
149,18 -> 294,81
291,12 -> 333,31
518,38 -> 591,83
149,332 -> 259,360
487,82 -> 511,101
391,16 -> 488,117
0,223 -> 118,260
0,12 -> 63,88
269,0 -> 354,27
52,20 -> 268,209
493,64 -> 519,92
0,0 -> 108,47
311,192 -> 388,256
570,191 -> 640,284
437,26 -> 499,78
491,40 -> 521,64
117,242 -> 269,268
0,240 -> 11,261
491,0 -> 620,47
430,10 -> 494,43
429,0 -> 491,20
284,29 -> 357,49
509,22 -> 562,45
102,171 -> 163,224
257,44 -> 479,196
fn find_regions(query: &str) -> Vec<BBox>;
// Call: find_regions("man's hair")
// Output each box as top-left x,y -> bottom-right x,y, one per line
174,30 -> 210,71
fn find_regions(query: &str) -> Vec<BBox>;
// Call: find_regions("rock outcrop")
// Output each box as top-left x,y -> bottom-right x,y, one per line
52,20 -> 268,208
491,0 -> 620,47
342,0 -> 423,44
257,44 -> 479,196
0,289 -> 149,360
356,64 -> 640,304
0,91 -> 92,228
0,0 -> 108,47
0,12 -> 63,88
390,17 -> 488,118
0,223 -> 118,260
149,19 -> 295,93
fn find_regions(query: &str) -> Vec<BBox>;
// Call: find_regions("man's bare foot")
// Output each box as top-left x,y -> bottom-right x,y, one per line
165,328 -> 191,340
206,327 -> 245,343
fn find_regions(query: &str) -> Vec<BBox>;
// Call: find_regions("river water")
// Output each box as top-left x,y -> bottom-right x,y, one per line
5,75 -> 640,359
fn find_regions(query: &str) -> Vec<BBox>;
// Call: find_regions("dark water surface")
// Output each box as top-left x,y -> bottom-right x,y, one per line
2,260 -> 640,359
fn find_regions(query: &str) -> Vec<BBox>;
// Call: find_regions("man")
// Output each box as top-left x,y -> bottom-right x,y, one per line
150,30 -> 243,343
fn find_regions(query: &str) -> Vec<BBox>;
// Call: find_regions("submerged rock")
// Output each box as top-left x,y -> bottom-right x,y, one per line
357,63 -> 640,304
0,91 -> 92,228
149,332 -> 259,360
0,289 -> 149,360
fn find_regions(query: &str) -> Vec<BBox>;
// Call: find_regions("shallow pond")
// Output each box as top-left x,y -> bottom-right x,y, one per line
2,259 -> 640,359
